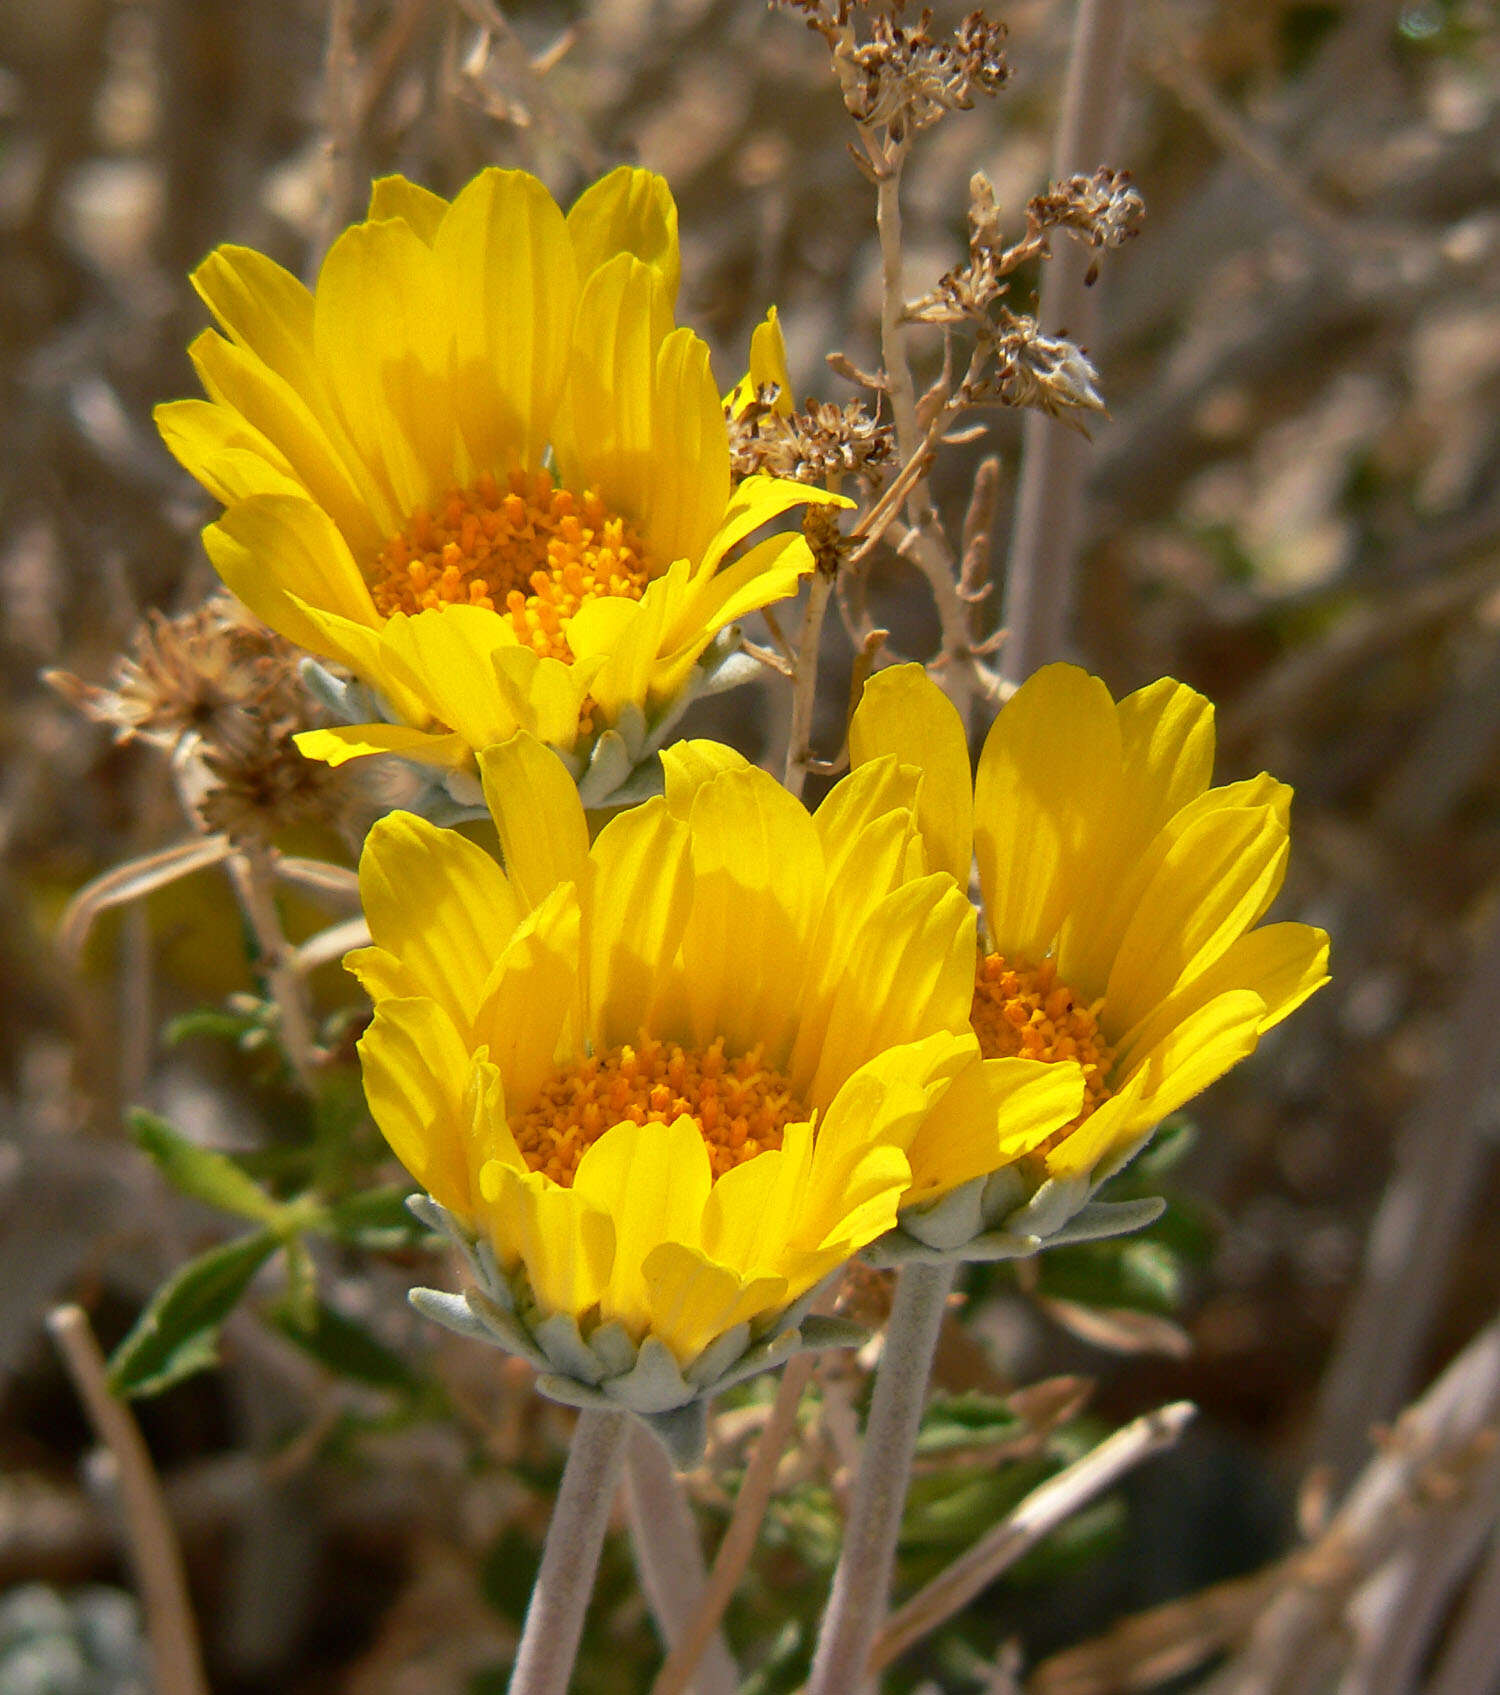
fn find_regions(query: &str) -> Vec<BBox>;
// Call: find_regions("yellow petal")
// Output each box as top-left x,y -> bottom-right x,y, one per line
578,575 -> 674,721
904,1054 -> 1085,1204
567,166 -> 681,304
675,763 -> 824,1068
191,244 -> 319,395
973,662 -> 1124,970
796,1065 -> 924,1251
367,175 -> 450,243
849,663 -> 974,887
702,1122 -> 817,1278
1104,806 -> 1289,1034
801,874 -> 976,1107
201,494 -> 380,660
1116,677 -> 1216,831
1049,990 -> 1266,1177
659,532 -> 812,682
345,943 -> 420,1004
294,723 -> 471,769
659,739 -> 750,818
586,798 -> 694,1050
433,167 -> 577,477
187,329 -> 385,551
643,327 -> 731,571
471,883 -> 583,1109
726,306 -> 794,417
313,215 -> 459,522
572,1117 -> 713,1338
358,811 -> 522,1034
1114,920 -> 1329,1067
154,399 -> 302,503
640,1243 -> 786,1362
554,253 -> 673,528
697,475 -> 842,577
477,731 -> 590,911
357,997 -> 476,1216
371,607 -> 528,751
813,754 -> 922,853
479,1160 -> 615,1319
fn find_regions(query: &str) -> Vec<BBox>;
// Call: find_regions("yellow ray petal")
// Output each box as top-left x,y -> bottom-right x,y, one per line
702,1122 -> 817,1278
578,576 -> 673,721
641,1243 -> 787,1363
154,399 -> 301,500
814,753 -> 922,850
191,244 -> 319,394
554,253 -> 673,527
795,1066 -> 923,1252
1114,920 -> 1329,1067
187,330 -> 385,550
676,764 -> 824,1067
357,997 -> 476,1216
905,1054 -> 1085,1205
973,662 -> 1124,971
294,723 -> 471,770
726,307 -> 794,417
801,874 -> 976,1107
659,739 -> 750,818
644,327 -> 731,571
697,475 -> 842,577
201,494 -> 380,660
850,663 -> 974,887
371,607 -> 529,752
433,167 -> 577,477
313,215 -> 460,522
1049,990 -> 1266,1177
567,166 -> 681,303
358,811 -> 521,1034
660,533 -> 813,680
1116,677 -> 1216,831
367,175 -> 450,243
344,943 -> 420,1004
1104,806 -> 1289,1035
479,1160 -> 615,1319
477,731 -> 590,911
573,1117 -> 713,1337
586,798 -> 693,1050
471,883 -> 583,1110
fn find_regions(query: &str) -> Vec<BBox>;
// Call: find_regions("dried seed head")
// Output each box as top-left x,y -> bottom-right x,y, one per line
1026,167 -> 1145,251
728,392 -> 895,490
990,313 -> 1106,427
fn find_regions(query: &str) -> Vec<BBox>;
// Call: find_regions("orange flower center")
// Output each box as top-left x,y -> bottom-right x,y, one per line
512,1035 -> 806,1188
370,469 -> 651,664
971,953 -> 1115,1140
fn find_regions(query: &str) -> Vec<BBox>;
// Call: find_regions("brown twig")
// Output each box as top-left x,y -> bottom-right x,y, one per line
870,1402 -> 1196,1674
311,0 -> 362,277
48,1305 -> 210,1695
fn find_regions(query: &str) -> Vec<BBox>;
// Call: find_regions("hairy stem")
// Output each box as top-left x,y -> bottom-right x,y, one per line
509,1408 -> 629,1695
806,1261 -> 957,1695
624,1428 -> 739,1695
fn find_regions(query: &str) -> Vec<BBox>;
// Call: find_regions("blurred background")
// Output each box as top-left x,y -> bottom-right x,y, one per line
4,0 -> 1500,1690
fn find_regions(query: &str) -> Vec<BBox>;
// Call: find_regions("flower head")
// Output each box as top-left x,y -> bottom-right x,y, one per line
156,168 -> 839,797
850,663 -> 1330,1255
349,732 -> 1082,1448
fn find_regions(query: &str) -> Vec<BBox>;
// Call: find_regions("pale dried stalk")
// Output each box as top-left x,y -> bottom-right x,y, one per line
1310,898 -> 1500,1490
782,570 -> 836,799
510,1408 -> 629,1695
1423,1517 -> 1500,1695
1001,0 -> 1135,685
311,0 -> 361,277
870,1401 -> 1197,1673
1201,1313 -> 1500,1695
225,845 -> 322,1091
48,1306 -> 210,1695
57,835 -> 234,964
649,1355 -> 815,1695
624,1428 -> 739,1695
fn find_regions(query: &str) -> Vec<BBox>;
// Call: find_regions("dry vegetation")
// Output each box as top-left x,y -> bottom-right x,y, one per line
4,0 -> 1500,1691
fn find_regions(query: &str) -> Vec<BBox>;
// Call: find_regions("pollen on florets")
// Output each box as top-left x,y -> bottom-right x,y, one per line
512,1035 -> 807,1186
971,954 -> 1115,1138
371,469 -> 652,664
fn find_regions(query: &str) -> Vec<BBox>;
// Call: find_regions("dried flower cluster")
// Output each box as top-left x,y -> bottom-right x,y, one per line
782,1 -> 1010,141
47,597 -> 352,845
728,389 -> 895,490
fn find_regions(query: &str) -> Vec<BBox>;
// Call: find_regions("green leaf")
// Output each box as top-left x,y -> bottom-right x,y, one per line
128,1109 -> 283,1227
108,1230 -> 279,1398
270,1299 -> 426,1396
917,1392 -> 1024,1456
318,1185 -> 427,1249
279,1236 -> 320,1333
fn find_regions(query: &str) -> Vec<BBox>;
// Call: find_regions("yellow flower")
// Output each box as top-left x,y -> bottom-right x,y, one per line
349,733 -> 1083,1435
725,306 -> 795,418
155,168 -> 838,795
851,662 -> 1330,1187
